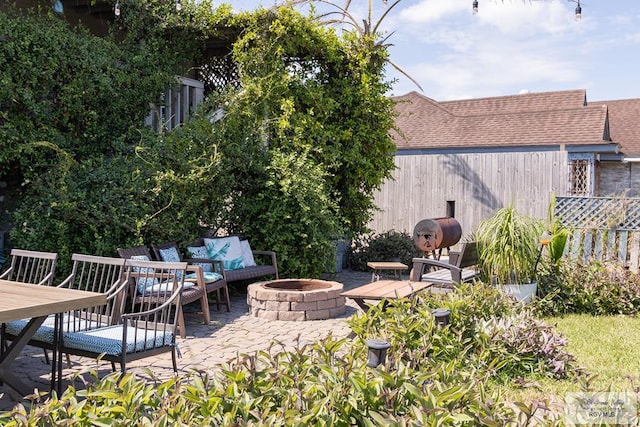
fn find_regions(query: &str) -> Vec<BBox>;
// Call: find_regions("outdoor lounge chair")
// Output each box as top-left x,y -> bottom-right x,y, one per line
117,245 -> 210,338
151,241 -> 231,312
410,241 -> 480,287
60,259 -> 187,373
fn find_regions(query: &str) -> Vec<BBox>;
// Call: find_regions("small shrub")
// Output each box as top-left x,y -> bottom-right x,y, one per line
535,259 -> 640,316
347,230 -> 422,271
476,311 -> 576,379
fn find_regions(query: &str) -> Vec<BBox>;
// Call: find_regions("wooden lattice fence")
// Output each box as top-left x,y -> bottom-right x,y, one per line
555,196 -> 640,271
199,54 -> 240,95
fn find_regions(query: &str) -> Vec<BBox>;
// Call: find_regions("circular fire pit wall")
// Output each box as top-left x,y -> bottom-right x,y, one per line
247,279 -> 346,321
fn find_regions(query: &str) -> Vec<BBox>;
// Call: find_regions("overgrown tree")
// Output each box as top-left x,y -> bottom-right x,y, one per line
3,2 -> 398,277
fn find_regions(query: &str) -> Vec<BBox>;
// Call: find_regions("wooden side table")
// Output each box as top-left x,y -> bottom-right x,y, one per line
367,261 -> 409,282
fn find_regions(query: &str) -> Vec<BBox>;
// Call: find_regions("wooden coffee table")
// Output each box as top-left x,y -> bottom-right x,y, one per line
341,280 -> 432,311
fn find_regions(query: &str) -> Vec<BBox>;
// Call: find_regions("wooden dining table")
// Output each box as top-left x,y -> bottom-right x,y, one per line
0,279 -> 106,397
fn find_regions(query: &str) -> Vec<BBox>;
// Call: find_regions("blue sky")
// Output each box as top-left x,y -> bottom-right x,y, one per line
223,0 -> 640,102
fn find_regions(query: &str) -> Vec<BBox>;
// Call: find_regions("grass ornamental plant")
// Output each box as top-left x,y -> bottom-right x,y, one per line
475,205 -> 544,285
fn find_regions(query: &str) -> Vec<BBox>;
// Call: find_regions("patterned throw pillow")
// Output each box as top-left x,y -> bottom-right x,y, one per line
157,247 -> 184,280
130,255 -> 159,294
204,236 -> 245,270
240,240 -> 257,267
186,245 -> 213,273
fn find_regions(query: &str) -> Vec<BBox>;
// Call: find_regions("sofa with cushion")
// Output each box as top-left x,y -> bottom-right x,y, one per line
188,236 -> 278,284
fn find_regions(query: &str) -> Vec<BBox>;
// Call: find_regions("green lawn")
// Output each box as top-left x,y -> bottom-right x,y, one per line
553,314 -> 640,389
504,314 -> 640,402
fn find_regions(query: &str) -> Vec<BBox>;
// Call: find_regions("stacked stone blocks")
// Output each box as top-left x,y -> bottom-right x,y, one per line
247,279 -> 346,321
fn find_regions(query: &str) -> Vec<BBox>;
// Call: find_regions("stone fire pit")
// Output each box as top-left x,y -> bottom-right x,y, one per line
247,279 -> 346,321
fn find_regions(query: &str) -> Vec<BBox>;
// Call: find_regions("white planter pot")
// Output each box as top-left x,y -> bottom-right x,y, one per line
501,282 -> 537,303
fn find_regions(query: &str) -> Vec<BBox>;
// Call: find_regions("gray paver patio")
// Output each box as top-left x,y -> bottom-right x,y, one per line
0,269 -> 374,410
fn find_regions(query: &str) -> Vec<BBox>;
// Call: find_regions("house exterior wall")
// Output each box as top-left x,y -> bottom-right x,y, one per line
368,150 -> 569,243
599,161 -> 640,197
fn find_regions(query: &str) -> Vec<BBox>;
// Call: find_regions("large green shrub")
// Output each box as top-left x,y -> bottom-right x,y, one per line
0,8 -> 178,171
236,152 -> 340,277
535,258 -> 640,316
10,117 -> 233,274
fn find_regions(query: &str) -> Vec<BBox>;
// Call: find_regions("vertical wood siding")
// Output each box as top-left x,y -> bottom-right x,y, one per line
368,151 -> 568,242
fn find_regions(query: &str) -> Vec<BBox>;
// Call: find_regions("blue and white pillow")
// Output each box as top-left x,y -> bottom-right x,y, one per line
157,247 -> 184,280
130,254 -> 193,294
130,255 -> 159,294
186,245 -> 213,273
204,236 -> 245,270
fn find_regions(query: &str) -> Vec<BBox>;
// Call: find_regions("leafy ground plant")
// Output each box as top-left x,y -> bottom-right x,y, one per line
1,288 -> 573,425
0,341 -> 562,426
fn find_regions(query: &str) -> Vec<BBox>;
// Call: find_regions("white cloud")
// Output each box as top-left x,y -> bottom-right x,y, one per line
399,42 -> 583,101
389,17 -> 587,100
397,0 -> 466,24
474,1 -> 578,36
384,0 -> 590,99
627,32 -> 640,42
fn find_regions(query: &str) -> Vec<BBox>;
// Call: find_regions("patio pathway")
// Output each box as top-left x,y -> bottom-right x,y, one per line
0,269 -> 375,410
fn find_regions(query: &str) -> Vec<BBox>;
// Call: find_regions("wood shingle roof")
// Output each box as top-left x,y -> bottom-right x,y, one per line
392,90 -> 616,152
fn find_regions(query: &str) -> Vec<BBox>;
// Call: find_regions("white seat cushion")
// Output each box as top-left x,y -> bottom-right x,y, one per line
144,280 -> 194,293
185,271 -> 223,283
63,325 -> 174,356
421,268 -> 479,285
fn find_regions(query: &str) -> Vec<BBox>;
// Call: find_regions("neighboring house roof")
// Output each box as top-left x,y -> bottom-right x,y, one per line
593,98 -> 640,156
392,90 -> 613,152
440,89 -> 587,116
